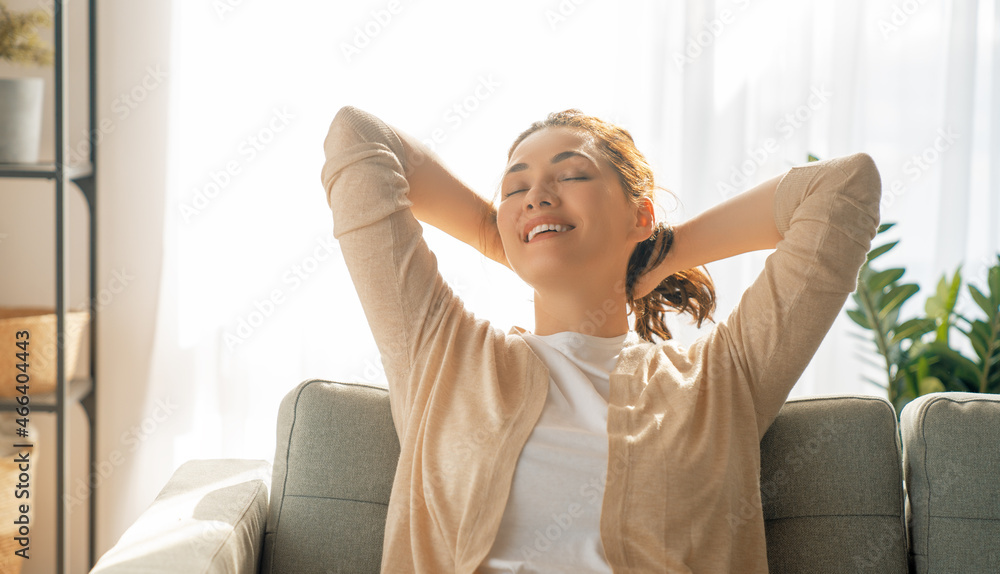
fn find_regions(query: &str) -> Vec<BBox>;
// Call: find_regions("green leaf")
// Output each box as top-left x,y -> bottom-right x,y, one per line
925,279 -> 946,317
924,268 -> 962,344
926,269 -> 962,316
867,241 -> 899,263
880,305 -> 902,333
876,223 -> 896,235
868,268 -> 906,294
892,317 -> 935,344
847,309 -> 872,330
878,284 -> 920,320
969,285 -> 992,317
807,153 -> 821,162
967,321 -> 990,359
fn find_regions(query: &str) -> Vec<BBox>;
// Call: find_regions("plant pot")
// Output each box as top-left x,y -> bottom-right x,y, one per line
0,77 -> 45,164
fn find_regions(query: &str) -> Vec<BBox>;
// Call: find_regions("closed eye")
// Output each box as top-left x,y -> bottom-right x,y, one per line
502,177 -> 588,199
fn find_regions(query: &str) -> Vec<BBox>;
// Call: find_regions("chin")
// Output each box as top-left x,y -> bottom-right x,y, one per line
515,261 -> 586,293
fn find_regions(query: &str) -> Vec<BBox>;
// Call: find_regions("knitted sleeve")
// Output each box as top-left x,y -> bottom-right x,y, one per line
320,105 -> 459,428
707,153 -> 882,438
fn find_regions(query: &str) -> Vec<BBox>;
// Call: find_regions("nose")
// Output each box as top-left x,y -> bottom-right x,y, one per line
524,181 -> 557,210
527,199 -> 550,209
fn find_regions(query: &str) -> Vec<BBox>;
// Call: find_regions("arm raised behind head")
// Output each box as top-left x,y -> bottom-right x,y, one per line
387,123 -> 510,270
633,172 -> 785,298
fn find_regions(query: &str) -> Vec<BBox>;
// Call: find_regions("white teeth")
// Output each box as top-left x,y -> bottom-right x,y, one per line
526,223 -> 572,242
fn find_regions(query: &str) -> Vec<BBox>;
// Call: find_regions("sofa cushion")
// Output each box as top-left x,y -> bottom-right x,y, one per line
90,459 -> 270,574
261,379 -> 399,574
901,392 -> 1000,573
759,395 -> 908,573
264,382 -> 914,573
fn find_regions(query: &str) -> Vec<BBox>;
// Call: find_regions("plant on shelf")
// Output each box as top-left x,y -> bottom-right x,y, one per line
0,0 -> 53,66
847,222 -> 1000,415
0,0 -> 53,164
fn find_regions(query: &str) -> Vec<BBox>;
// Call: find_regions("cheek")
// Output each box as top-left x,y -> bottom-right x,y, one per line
495,205 -> 518,243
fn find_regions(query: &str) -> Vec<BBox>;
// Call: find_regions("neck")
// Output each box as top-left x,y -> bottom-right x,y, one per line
532,281 -> 631,337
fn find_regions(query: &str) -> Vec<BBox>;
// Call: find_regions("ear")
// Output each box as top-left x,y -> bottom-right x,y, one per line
632,197 -> 655,241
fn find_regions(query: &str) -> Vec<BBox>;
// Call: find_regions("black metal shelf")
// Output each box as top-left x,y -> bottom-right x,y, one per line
0,378 -> 92,412
0,1 -> 99,572
0,161 -> 93,181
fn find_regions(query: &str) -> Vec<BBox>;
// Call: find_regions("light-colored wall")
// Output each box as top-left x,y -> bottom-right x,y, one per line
0,1 -> 171,572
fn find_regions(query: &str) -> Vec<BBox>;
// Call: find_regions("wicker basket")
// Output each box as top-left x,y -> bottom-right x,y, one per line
0,307 -> 89,398
0,438 -> 33,574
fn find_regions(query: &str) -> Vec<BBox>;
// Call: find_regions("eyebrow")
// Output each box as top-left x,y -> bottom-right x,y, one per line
504,150 -> 592,178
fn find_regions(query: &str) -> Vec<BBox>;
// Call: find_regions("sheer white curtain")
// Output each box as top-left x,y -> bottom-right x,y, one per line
157,0 -> 999,461
105,0 -> 997,547
650,0 -> 1000,395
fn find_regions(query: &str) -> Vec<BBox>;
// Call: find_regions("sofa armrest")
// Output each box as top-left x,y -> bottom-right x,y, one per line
90,459 -> 271,574
901,392 -> 1000,573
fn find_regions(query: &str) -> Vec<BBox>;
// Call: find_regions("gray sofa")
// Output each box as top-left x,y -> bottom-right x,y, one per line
89,381 -> 1000,573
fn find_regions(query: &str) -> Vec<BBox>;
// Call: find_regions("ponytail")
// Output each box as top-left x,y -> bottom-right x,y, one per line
625,222 -> 716,343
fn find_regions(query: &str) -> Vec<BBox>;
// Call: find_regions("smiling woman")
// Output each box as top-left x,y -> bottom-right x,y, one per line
491,109 -> 717,342
321,104 -> 881,572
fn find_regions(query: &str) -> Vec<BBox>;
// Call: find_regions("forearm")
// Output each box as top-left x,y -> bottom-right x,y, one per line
387,123 -> 508,268
660,172 -> 784,275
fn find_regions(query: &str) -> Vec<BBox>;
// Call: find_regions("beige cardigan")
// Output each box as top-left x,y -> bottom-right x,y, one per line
321,105 -> 881,573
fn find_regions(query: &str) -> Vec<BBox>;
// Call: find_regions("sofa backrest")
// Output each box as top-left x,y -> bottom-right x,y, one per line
261,379 -> 399,574
760,395 -> 908,573
261,381 -> 910,573
901,392 -> 1000,573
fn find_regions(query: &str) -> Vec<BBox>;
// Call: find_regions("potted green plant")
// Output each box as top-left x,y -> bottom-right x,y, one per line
847,222 -> 1000,415
0,0 -> 53,163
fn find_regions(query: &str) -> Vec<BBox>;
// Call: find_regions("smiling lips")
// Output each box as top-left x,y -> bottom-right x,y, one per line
525,223 -> 573,242
522,217 -> 576,243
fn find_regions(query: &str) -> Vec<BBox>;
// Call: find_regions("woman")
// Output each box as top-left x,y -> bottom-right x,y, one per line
321,105 -> 881,573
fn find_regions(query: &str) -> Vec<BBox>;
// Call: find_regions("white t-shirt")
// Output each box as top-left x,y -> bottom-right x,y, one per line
479,329 -> 640,573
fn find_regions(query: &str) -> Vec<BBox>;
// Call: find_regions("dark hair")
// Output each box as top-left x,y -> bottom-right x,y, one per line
485,109 -> 716,343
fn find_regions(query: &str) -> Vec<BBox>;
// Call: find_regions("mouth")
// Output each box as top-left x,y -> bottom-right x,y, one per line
524,223 -> 575,243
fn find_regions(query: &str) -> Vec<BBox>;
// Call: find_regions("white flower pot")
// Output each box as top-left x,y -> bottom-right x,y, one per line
0,77 -> 45,163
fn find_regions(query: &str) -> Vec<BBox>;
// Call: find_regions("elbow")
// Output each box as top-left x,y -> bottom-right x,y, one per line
322,105 -> 406,171
845,152 -> 881,192
841,152 -> 883,231
332,105 -> 364,133
323,106 -> 364,162
846,152 -> 880,188
320,105 -> 371,210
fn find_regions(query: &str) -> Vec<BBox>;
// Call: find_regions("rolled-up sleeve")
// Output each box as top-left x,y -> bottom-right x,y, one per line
320,105 -> 459,429
707,153 -> 882,437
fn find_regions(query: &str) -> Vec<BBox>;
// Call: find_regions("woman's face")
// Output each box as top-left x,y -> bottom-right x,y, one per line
496,126 -> 652,293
